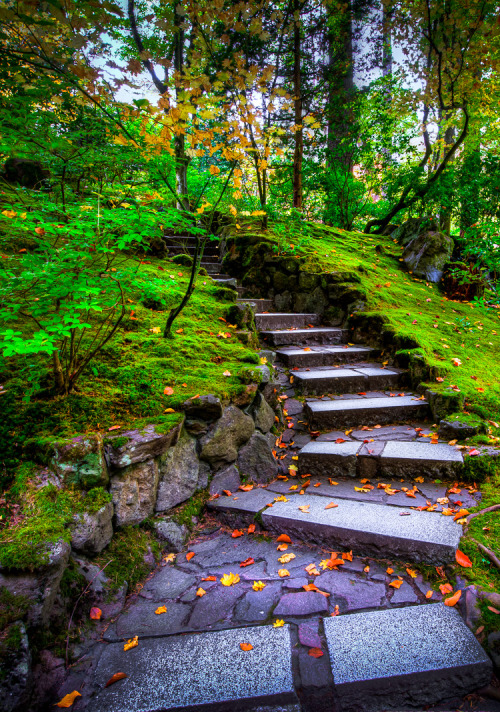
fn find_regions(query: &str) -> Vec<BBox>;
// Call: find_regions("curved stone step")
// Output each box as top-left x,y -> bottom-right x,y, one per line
298,439 -> 464,479
260,492 -> 461,564
276,345 -> 377,367
293,366 -> 403,395
325,604 -> 492,712
255,313 -> 319,330
261,327 -> 346,347
305,395 -> 430,429
87,624 -> 298,712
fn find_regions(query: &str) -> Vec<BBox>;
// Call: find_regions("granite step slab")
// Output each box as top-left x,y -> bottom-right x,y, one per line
276,345 -> 376,367
87,624 -> 298,712
260,492 -> 461,563
202,262 -> 223,274
237,298 -> 274,313
298,439 -> 463,479
260,327 -> 346,347
198,255 -> 220,263
213,277 -> 237,287
167,244 -> 220,255
305,395 -> 430,429
293,366 -> 402,395
324,604 -> 492,712
255,313 -> 319,330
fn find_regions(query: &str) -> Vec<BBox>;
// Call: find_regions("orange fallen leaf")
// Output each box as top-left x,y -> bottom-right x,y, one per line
248,524 -> 256,533
488,606 -> 500,614
426,590 -> 434,599
389,580 -> 403,589
277,543 -> 288,551
278,568 -> 290,577
222,489 -> 232,496
444,590 -> 462,606
232,529 -> 244,538
240,557 -> 255,567
328,479 -> 339,486
341,550 -> 353,561
439,583 -> 453,594
123,636 -> 138,651
239,484 -> 253,491
406,568 -> 418,578
325,502 -> 338,510
90,607 -> 102,620
186,551 -> 195,561
163,386 -> 174,395
363,565 -> 370,573
155,606 -> 167,615
240,643 -> 253,651
308,648 -> 324,658
201,576 -> 217,581
105,672 -> 127,688
454,509 -> 470,521
108,425 -> 121,431
386,568 -> 394,575
303,583 -> 330,597
455,550 -> 473,568
55,691 -> 82,708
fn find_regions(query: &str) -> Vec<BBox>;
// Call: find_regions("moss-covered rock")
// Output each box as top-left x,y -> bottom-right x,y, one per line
424,389 -> 465,420
393,218 -> 453,283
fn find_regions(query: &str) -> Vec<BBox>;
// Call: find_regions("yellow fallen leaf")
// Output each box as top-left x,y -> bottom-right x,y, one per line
354,486 -> 371,493
363,565 -> 370,573
406,568 -> 418,578
55,691 -> 82,708
221,572 -> 240,586
252,580 -> 266,591
278,553 -> 296,564
196,588 -> 206,597
155,606 -> 167,615
273,619 -> 285,627
124,636 -> 139,651
164,553 -> 176,563
278,568 -> 290,577
298,505 -> 310,513
414,476 -> 424,483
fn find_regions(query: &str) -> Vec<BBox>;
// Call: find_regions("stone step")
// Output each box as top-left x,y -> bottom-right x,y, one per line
199,255 -> 220,263
87,624 -> 298,712
237,298 -> 274,312
167,244 -> 220,256
210,489 -> 462,563
298,439 -> 464,479
214,276 -> 237,287
325,604 -> 492,712
276,345 -> 377,367
255,313 -> 319,330
293,366 -> 403,395
260,327 -> 346,347
201,262 -> 222,274
305,395 -> 430,429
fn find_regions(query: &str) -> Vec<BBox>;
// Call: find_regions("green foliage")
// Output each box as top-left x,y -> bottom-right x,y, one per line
0,587 -> 31,631
94,526 -> 161,594
171,491 -> 209,529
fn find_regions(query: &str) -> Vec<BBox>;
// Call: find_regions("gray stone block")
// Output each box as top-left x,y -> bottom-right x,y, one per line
305,396 -> 430,429
88,624 -> 298,712
255,313 -> 319,330
379,440 -> 463,479
104,600 -> 191,641
261,327 -> 345,347
324,604 -> 492,711
209,464 -> 241,495
274,591 -> 329,617
237,432 -> 278,484
155,433 -> 200,512
140,567 -> 196,601
105,423 -> 181,469
234,583 -> 282,622
298,441 -> 362,478
70,502 -> 113,554
261,493 -> 462,564
276,345 -> 374,368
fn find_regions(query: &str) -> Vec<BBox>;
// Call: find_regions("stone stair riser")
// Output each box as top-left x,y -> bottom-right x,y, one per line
293,370 -> 402,395
255,313 -> 319,330
237,298 -> 274,313
261,329 -> 346,348
305,401 -> 430,429
277,348 -> 377,368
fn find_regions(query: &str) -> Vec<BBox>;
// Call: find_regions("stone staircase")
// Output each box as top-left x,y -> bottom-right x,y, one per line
165,233 -> 236,285
76,273 -> 493,712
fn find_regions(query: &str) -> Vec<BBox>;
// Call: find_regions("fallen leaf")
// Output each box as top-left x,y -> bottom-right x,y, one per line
455,550 -> 473,568
240,643 -> 253,651
124,636 -> 139,651
176,328 -> 184,334
273,619 -> 285,627
406,568 -> 418,578
453,509 -> 470,521
389,580 -> 403,589
222,489 -> 232,496
386,568 -> 394,575
328,479 -> 339,486
248,524 -> 256,533
468,449 -> 480,456
414,476 -> 424,483
279,553 -> 296,564
363,565 -> 370,573
278,568 -> 290,577
55,691 -> 82,708
163,386 -> 174,395
488,606 -> 500,614
439,583 -> 453,594
321,557 -> 345,570
444,590 -> 462,606
325,502 -> 338,509
155,606 -> 167,615
298,505 -> 310,513
232,529 -> 244,538
425,590 -> 434,599
105,672 -> 127,688
303,583 -> 330,597
202,576 -> 217,581
239,484 -> 253,491
196,588 -> 206,597
276,534 -> 292,543
164,553 -> 176,563
186,552 -> 195,561
221,572 -> 240,586
223,370 -> 232,377
89,607 -> 102,620
252,580 -> 266,591
240,557 -> 255,567
277,543 -> 288,551
108,425 -> 121,431
308,647 -> 324,658
342,551 -> 353,561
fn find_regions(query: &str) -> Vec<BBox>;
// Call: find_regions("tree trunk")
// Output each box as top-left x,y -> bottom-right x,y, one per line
293,0 -> 303,210
174,7 -> 189,210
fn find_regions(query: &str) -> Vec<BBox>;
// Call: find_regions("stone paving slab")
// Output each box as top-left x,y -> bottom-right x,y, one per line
324,604 -> 492,712
380,440 -> 464,479
276,345 -> 375,367
261,493 -> 462,563
305,395 -> 430,429
207,488 -> 272,516
255,313 -> 319,330
88,624 -> 298,712
103,601 -> 191,641
261,327 -> 345,347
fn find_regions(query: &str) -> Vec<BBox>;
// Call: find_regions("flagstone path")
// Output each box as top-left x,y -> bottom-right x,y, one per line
61,248 -> 498,712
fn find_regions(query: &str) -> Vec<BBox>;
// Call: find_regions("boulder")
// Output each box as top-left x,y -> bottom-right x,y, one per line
0,540 -> 70,628
155,433 -> 200,512
209,465 -> 241,495
200,406 -> 255,467
425,389 -> 465,420
393,218 -> 453,283
105,422 -> 182,469
438,419 -> 480,441
73,557 -> 109,599
181,394 -> 223,422
110,459 -> 159,526
237,432 -> 278,484
0,621 -> 32,712
252,392 -> 275,434
31,650 -> 65,712
153,518 -> 188,552
50,434 -> 108,489
70,502 -> 114,555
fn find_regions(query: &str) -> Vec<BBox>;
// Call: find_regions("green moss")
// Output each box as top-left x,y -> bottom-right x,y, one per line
94,526 -> 161,594
104,436 -> 130,449
0,621 -> 24,681
171,490 -> 209,529
462,454 -> 500,482
0,587 -> 31,630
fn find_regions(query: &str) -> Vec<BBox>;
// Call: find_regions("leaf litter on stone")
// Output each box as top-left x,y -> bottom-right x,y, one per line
55,691 -> 82,708
155,606 -> 167,615
221,572 -> 240,586
240,643 -> 253,651
123,636 -> 138,651
105,672 -> 127,688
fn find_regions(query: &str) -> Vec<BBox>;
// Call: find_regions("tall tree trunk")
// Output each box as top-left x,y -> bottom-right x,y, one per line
174,7 -> 189,210
293,0 -> 303,210
440,122 -> 455,234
